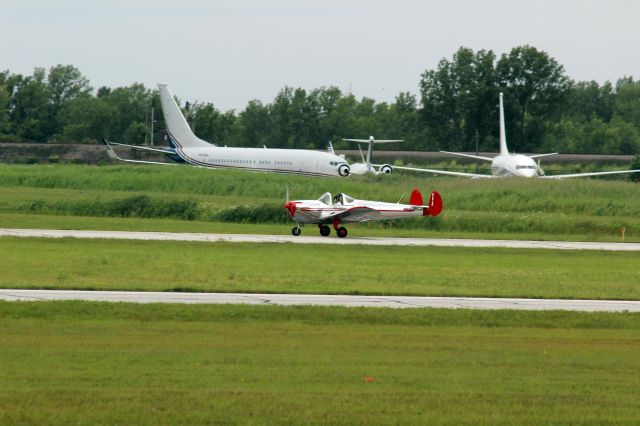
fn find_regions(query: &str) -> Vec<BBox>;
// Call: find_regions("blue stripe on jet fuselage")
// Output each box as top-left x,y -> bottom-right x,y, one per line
168,133 -> 336,177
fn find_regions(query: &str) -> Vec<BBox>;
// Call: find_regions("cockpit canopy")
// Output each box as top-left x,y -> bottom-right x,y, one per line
317,192 -> 333,204
317,192 -> 355,205
333,193 -> 355,204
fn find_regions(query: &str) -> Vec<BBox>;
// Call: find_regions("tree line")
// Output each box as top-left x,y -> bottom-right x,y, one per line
1,45 -> 639,155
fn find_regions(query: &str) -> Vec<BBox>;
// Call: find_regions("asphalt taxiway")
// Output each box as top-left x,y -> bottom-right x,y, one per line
1,228 -> 639,251
1,289 -> 639,312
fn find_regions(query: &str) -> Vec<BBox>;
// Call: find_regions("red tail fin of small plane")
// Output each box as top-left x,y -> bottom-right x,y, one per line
409,188 -> 442,216
426,191 -> 442,216
409,188 -> 423,206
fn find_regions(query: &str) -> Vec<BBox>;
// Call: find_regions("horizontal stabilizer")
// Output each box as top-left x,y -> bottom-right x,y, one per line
102,139 -> 178,166
103,139 -> 176,155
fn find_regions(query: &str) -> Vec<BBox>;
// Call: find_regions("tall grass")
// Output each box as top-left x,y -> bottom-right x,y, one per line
1,164 -> 638,215
1,164 -> 639,238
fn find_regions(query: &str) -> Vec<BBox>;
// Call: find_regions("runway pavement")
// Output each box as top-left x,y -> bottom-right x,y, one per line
1,289 -> 639,312
2,228 -> 640,251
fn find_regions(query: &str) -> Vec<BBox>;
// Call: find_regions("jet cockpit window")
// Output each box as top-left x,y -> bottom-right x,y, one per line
516,165 -> 537,170
318,192 -> 332,204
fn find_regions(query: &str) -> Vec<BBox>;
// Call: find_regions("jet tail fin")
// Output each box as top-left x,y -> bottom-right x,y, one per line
499,93 -> 508,156
157,83 -> 212,149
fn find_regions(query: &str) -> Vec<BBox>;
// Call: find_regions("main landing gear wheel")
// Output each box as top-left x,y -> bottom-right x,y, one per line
292,226 -> 301,236
336,227 -> 348,238
319,225 -> 331,237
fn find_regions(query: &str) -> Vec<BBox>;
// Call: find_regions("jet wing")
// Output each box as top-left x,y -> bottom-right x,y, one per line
375,164 -> 495,178
529,152 -> 558,159
439,151 -> 494,161
540,169 -> 640,179
103,139 -> 179,166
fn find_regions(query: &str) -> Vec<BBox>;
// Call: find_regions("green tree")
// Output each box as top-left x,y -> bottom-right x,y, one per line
602,116 -> 640,154
46,64 -> 92,137
99,83 -> 154,144
419,47 -> 498,151
237,100 -> 271,148
190,102 -> 238,146
496,45 -> 572,152
613,77 -> 640,125
9,68 -> 51,142
0,84 -> 10,135
566,80 -> 614,122
58,94 -> 118,143
123,121 -> 148,145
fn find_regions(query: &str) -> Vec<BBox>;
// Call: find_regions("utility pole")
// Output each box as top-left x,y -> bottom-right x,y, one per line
475,128 -> 479,173
150,107 -> 154,146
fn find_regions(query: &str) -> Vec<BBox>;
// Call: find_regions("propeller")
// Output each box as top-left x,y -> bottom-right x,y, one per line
283,185 -> 296,218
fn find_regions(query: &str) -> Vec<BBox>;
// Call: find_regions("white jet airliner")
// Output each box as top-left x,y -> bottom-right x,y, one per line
104,83 -> 351,177
379,93 -> 640,179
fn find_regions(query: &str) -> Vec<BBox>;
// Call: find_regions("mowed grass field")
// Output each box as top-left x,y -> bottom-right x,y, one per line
2,237 -> 639,299
1,302 -> 640,424
1,164 -> 639,241
2,163 -> 640,424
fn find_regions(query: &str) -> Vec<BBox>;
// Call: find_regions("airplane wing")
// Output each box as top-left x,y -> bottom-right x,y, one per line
343,139 -> 404,144
529,152 -> 558,159
339,206 -> 381,222
540,169 -> 640,179
439,151 -> 494,161
319,206 -> 381,222
375,164 -> 495,178
102,139 -> 179,166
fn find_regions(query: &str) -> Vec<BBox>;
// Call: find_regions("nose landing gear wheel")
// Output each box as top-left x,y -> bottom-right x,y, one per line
336,227 -> 348,238
319,225 -> 331,236
292,226 -> 301,236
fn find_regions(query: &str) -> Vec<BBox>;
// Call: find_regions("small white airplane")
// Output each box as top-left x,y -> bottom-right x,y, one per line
104,83 -> 352,177
342,136 -> 403,175
378,93 -> 640,179
284,188 -> 443,237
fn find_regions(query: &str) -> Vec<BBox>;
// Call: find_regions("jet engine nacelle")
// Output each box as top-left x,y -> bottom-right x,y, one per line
379,164 -> 393,174
338,164 -> 351,177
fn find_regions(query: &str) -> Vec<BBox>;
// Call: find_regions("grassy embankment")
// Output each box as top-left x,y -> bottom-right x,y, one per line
2,237 -> 639,299
1,302 -> 639,424
0,164 -> 639,241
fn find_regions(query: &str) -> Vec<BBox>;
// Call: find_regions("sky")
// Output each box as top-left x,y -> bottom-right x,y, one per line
1,0 -> 639,111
